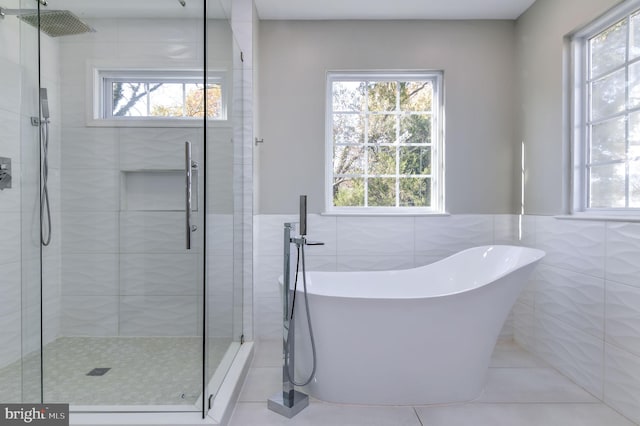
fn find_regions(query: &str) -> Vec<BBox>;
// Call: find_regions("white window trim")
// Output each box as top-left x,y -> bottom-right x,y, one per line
324,70 -> 445,214
88,66 -> 229,128
570,0 -> 640,216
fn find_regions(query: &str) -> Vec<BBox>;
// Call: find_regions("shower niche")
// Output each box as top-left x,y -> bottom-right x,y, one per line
121,169 -> 199,211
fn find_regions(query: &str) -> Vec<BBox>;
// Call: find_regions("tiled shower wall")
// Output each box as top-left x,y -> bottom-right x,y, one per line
514,216 -> 640,424
0,8 -> 62,369
57,18 -> 237,338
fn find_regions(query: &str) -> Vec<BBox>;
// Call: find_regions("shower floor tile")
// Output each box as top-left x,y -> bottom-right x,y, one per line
229,339 -> 636,426
0,336 -> 232,407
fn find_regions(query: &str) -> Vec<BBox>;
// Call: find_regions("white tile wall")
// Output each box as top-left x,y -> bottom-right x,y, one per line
62,296 -> 119,336
605,222 -> 640,288
337,216 -> 415,257
61,169 -> 121,212
514,215 -> 640,424
119,296 -> 199,336
606,281 -> 640,357
605,343 -> 640,423
534,265 -> 604,339
120,253 -> 199,296
61,254 -> 120,296
414,215 -> 494,257
535,216 -> 605,278
536,311 -> 604,399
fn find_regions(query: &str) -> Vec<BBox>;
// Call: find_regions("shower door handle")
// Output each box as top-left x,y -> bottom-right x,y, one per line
185,141 -> 193,250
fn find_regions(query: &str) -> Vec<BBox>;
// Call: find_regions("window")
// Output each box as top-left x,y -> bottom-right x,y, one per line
572,2 -> 640,211
96,69 -> 226,122
326,71 -> 444,213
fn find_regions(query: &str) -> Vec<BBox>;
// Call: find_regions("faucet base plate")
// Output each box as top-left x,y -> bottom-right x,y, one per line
267,390 -> 309,418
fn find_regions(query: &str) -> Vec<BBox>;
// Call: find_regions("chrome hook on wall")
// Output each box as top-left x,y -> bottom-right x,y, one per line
255,137 -> 264,146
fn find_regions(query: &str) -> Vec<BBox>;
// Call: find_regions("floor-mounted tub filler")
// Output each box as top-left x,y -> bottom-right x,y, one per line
290,245 -> 545,406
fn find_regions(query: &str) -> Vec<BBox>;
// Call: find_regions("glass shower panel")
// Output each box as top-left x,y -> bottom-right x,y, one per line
39,0 -> 207,410
204,3 -> 244,408
0,0 -> 42,404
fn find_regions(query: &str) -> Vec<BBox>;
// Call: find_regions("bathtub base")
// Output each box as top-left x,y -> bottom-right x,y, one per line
267,390 -> 309,418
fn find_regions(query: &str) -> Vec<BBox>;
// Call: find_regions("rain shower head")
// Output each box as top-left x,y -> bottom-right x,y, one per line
19,10 -> 95,37
0,8 -> 95,37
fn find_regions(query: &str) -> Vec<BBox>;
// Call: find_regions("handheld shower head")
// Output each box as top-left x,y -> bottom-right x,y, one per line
40,88 -> 50,120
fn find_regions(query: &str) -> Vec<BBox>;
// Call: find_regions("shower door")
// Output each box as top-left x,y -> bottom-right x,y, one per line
29,0 -> 240,413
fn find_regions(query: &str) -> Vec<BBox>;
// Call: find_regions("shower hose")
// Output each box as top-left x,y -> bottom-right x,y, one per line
283,242 -> 317,387
41,119 -> 52,246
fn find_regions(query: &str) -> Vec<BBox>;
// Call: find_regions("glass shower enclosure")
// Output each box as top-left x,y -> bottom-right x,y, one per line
0,0 -> 244,418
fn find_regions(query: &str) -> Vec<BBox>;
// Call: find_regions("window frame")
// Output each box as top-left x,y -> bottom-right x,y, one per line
90,67 -> 228,127
325,70 -> 445,214
571,0 -> 640,214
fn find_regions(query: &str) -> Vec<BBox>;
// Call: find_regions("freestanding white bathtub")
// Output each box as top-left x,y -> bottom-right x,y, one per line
290,245 -> 544,405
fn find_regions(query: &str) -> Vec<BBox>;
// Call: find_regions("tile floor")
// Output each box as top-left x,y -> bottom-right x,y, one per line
229,340 -> 638,425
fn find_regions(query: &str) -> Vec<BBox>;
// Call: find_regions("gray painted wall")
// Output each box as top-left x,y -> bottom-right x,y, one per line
257,20 -> 517,214
515,0 -> 623,215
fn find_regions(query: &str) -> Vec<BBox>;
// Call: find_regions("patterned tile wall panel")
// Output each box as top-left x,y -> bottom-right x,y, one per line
61,127 -> 119,170
605,223 -> 640,289
119,212 -> 193,253
61,169 -> 120,212
255,214 -> 296,256
61,296 -> 119,336
254,255 -> 283,299
0,261 -> 21,368
336,255 -> 416,272
207,254 -> 235,338
0,58 -> 21,113
337,216 -> 415,257
61,254 -> 119,296
0,109 -> 21,184
494,214 -> 519,244
605,343 -> 640,424
0,212 -> 20,264
119,129 -> 201,171
119,296 -> 199,336
513,301 -> 535,352
517,268 -> 537,307
0,309 -> 21,369
61,212 -> 119,254
535,216 -> 605,278
305,215 -> 338,257
606,280 -> 640,357
120,253 -> 198,296
535,264 -> 605,339
208,214 -> 234,257
414,215 -> 494,257
536,311 -> 604,399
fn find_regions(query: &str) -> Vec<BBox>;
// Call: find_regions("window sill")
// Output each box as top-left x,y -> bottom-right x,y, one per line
321,211 -> 450,217
555,214 -> 640,223
86,118 -> 231,128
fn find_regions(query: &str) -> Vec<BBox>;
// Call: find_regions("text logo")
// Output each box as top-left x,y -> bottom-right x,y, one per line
0,404 -> 68,426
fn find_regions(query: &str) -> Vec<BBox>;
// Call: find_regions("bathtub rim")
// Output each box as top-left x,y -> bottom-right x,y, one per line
282,245 -> 545,301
